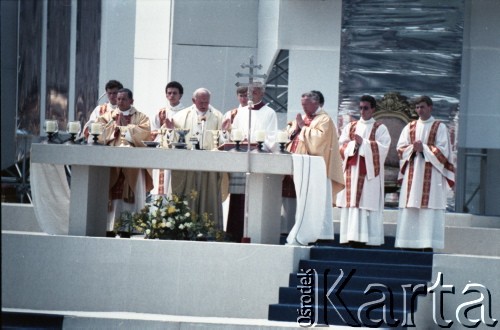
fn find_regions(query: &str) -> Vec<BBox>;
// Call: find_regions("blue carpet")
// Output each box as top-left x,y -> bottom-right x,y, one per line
268,243 -> 433,327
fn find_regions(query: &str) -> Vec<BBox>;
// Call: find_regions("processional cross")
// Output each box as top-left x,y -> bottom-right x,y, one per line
235,55 -> 267,243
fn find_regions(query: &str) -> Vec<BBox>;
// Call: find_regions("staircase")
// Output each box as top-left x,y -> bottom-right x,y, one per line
268,241 -> 433,327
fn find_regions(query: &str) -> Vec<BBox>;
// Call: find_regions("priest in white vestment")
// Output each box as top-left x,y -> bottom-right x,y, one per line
149,81 -> 186,198
81,79 -> 123,143
395,95 -> 455,250
167,88 -> 225,229
337,95 -> 391,246
225,83 -> 278,242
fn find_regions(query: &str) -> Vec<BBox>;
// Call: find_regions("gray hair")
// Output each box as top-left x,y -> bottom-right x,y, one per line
252,81 -> 266,92
192,87 -> 211,99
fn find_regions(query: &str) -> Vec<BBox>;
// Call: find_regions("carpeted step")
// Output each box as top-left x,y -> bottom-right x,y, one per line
288,273 -> 429,291
268,303 -> 409,327
310,246 -> 433,265
298,259 -> 432,281
276,286 -> 425,307
268,243 -> 433,325
314,234 -> 398,250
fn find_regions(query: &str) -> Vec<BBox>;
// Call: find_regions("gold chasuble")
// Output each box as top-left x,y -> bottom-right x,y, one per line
286,110 -> 345,201
170,105 -> 225,230
97,107 -> 153,202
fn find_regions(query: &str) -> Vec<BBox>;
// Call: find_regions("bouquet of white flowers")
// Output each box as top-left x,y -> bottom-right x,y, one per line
116,193 -> 223,241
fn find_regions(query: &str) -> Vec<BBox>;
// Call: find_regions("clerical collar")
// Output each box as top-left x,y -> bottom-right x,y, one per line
169,103 -> 184,112
109,103 -> 118,110
120,108 -> 132,116
360,117 -> 375,124
250,101 -> 266,110
419,116 -> 434,123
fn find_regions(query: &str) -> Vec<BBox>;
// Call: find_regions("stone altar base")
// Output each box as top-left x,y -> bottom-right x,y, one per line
2,204 -> 500,328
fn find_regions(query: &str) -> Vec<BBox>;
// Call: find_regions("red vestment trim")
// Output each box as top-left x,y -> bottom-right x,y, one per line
344,121 -> 380,207
404,120 -> 442,207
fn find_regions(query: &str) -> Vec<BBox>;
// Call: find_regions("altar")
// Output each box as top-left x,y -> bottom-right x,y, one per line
30,143 -> 295,244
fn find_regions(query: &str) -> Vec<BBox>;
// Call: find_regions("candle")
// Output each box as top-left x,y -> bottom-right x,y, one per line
45,120 -> 57,133
90,123 -> 102,135
254,130 -> 266,142
68,121 -> 80,134
232,128 -> 243,141
276,131 -> 289,143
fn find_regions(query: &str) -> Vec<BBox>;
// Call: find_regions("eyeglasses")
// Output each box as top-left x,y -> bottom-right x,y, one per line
359,106 -> 370,111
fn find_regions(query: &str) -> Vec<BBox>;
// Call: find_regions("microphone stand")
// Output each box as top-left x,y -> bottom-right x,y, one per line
242,85 -> 253,243
200,119 -> 206,149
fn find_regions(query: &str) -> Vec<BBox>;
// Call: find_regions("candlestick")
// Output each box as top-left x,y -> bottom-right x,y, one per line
234,140 -> 242,152
254,130 -> 266,142
45,120 -> 58,133
68,121 -> 81,134
276,131 -> 288,144
44,120 -> 58,144
279,142 -> 290,153
232,128 -> 243,142
90,122 -> 103,135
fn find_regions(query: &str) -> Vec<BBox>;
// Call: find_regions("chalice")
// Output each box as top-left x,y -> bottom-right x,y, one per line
175,128 -> 190,144
165,128 -> 174,148
159,128 -> 169,148
221,130 -> 229,143
209,130 -> 221,150
118,126 -> 130,147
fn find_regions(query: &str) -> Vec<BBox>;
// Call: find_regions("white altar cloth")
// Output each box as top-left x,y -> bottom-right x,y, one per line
287,154 -> 334,245
30,162 -> 70,235
29,144 -> 332,244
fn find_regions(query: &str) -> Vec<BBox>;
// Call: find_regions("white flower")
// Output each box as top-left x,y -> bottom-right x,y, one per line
161,211 -> 166,217
197,233 -> 203,237
179,224 -> 185,230
185,212 -> 190,218
152,219 -> 157,225
166,222 -> 172,228
146,229 -> 151,235
183,201 -> 188,205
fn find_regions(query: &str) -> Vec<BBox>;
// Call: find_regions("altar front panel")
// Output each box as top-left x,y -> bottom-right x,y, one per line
31,144 -> 293,243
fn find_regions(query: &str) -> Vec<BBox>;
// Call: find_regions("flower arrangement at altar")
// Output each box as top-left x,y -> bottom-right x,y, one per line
115,193 -> 224,241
